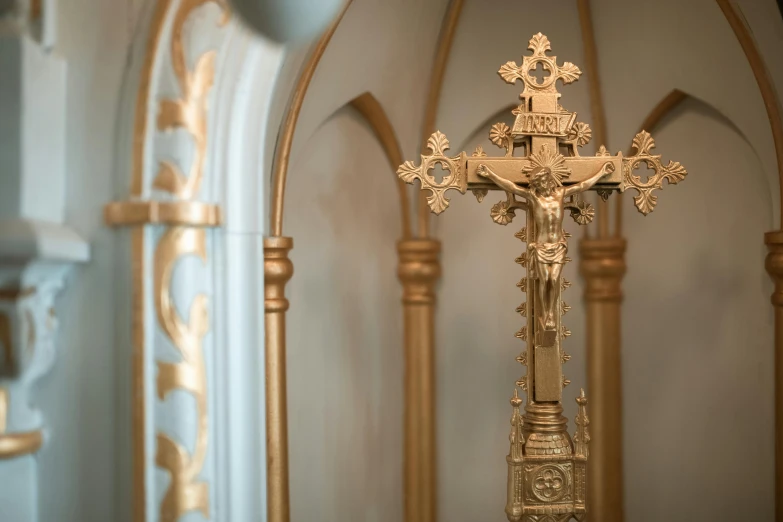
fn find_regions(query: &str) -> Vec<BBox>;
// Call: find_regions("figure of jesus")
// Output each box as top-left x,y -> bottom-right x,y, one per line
477,162 -> 613,342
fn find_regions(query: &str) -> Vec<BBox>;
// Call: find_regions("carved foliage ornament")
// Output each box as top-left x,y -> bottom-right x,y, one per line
498,33 -> 582,94
622,131 -> 687,215
154,0 -> 230,200
154,227 -> 211,522
397,131 -> 467,214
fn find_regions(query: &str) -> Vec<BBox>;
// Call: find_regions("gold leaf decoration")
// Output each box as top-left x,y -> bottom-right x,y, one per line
597,189 -> 612,202
491,199 -> 516,225
516,303 -> 527,317
154,227 -> 210,522
622,131 -> 688,215
490,122 -> 512,153
397,131 -> 466,215
515,252 -> 528,267
569,199 -> 595,225
561,326 -> 572,339
562,377 -> 572,388
516,278 -> 527,292
528,32 -> 551,56
596,145 -> 610,156
561,352 -> 572,363
515,326 -> 527,341
558,62 -> 582,84
515,227 -> 527,242
517,376 -> 528,391
499,61 -> 523,84
472,145 -> 487,157
472,189 -> 488,203
427,130 -> 450,155
517,351 -> 528,366
154,48 -> 217,199
523,145 -> 571,185
561,278 -> 572,290
561,302 -> 571,315
567,122 -> 592,147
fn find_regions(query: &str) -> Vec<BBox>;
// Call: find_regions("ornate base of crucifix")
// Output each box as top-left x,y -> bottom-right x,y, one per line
397,32 -> 686,522
506,397 -> 589,522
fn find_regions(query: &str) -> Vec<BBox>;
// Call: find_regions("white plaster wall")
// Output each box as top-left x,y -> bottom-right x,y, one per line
621,99 -> 774,520
285,107 -> 404,522
33,0 -> 131,520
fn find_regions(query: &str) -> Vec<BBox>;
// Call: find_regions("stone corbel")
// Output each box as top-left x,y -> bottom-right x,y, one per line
0,222 -> 88,458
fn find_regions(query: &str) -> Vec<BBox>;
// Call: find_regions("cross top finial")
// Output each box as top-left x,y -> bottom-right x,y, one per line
498,33 -> 582,97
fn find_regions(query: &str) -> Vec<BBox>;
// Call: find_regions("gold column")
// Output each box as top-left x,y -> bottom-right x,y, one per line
579,237 -> 626,522
397,239 -> 441,522
766,231 -> 783,517
264,237 -> 294,522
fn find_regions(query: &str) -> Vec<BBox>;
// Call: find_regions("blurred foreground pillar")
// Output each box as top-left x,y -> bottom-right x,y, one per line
579,237 -> 626,522
264,237 -> 294,522
398,239 -> 441,522
765,231 -> 783,520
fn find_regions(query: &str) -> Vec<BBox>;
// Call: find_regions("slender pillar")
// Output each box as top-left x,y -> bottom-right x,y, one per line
264,237 -> 294,522
765,231 -> 783,520
397,239 -> 441,522
579,237 -> 626,522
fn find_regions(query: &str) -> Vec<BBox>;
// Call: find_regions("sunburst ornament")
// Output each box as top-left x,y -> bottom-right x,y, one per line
522,145 -> 571,186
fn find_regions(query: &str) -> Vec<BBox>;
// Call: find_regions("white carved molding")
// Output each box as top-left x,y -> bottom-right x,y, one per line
106,0 -> 283,519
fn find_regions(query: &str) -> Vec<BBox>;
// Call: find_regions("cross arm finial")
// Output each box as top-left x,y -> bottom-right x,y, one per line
498,33 -> 582,96
396,131 -> 467,215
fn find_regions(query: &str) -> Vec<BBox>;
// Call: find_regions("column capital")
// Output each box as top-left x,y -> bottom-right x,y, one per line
397,239 -> 441,305
579,237 -> 626,302
264,237 -> 294,313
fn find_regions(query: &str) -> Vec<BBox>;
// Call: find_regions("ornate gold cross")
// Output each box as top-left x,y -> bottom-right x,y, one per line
397,33 -> 687,522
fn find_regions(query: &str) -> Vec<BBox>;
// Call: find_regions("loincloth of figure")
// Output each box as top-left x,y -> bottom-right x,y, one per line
529,239 -> 568,268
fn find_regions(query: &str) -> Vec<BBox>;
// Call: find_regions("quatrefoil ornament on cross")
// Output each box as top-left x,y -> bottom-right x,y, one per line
498,33 -> 582,95
397,131 -> 467,214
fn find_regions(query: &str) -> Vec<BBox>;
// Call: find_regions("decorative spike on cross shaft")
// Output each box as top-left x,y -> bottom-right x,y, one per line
397,33 -> 687,522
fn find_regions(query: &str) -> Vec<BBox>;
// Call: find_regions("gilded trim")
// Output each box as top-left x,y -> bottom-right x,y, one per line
153,0 -> 229,198
0,388 -> 6,433
263,237 -> 294,522
122,1 -> 227,518
0,313 -> 12,373
0,287 -> 35,300
131,228 -> 147,522
0,387 -> 43,460
154,227 -> 210,521
717,0 -> 783,223
269,1 -> 353,237
0,431 -> 43,460
131,0 -> 174,196
417,0 -> 464,238
104,201 -> 223,228
398,240 -> 441,522
349,92 -> 412,239
620,89 -> 689,233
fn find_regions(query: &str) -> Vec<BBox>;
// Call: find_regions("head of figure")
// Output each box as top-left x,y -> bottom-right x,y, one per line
530,167 -> 558,195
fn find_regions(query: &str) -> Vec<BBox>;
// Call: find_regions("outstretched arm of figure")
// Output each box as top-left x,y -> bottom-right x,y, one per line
564,161 -> 615,197
477,164 -> 531,198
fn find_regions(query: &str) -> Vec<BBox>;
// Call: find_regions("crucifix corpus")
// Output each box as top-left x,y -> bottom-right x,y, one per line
397,33 -> 687,521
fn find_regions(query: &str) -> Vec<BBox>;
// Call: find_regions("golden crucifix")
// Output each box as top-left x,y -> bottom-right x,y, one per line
397,33 -> 687,521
